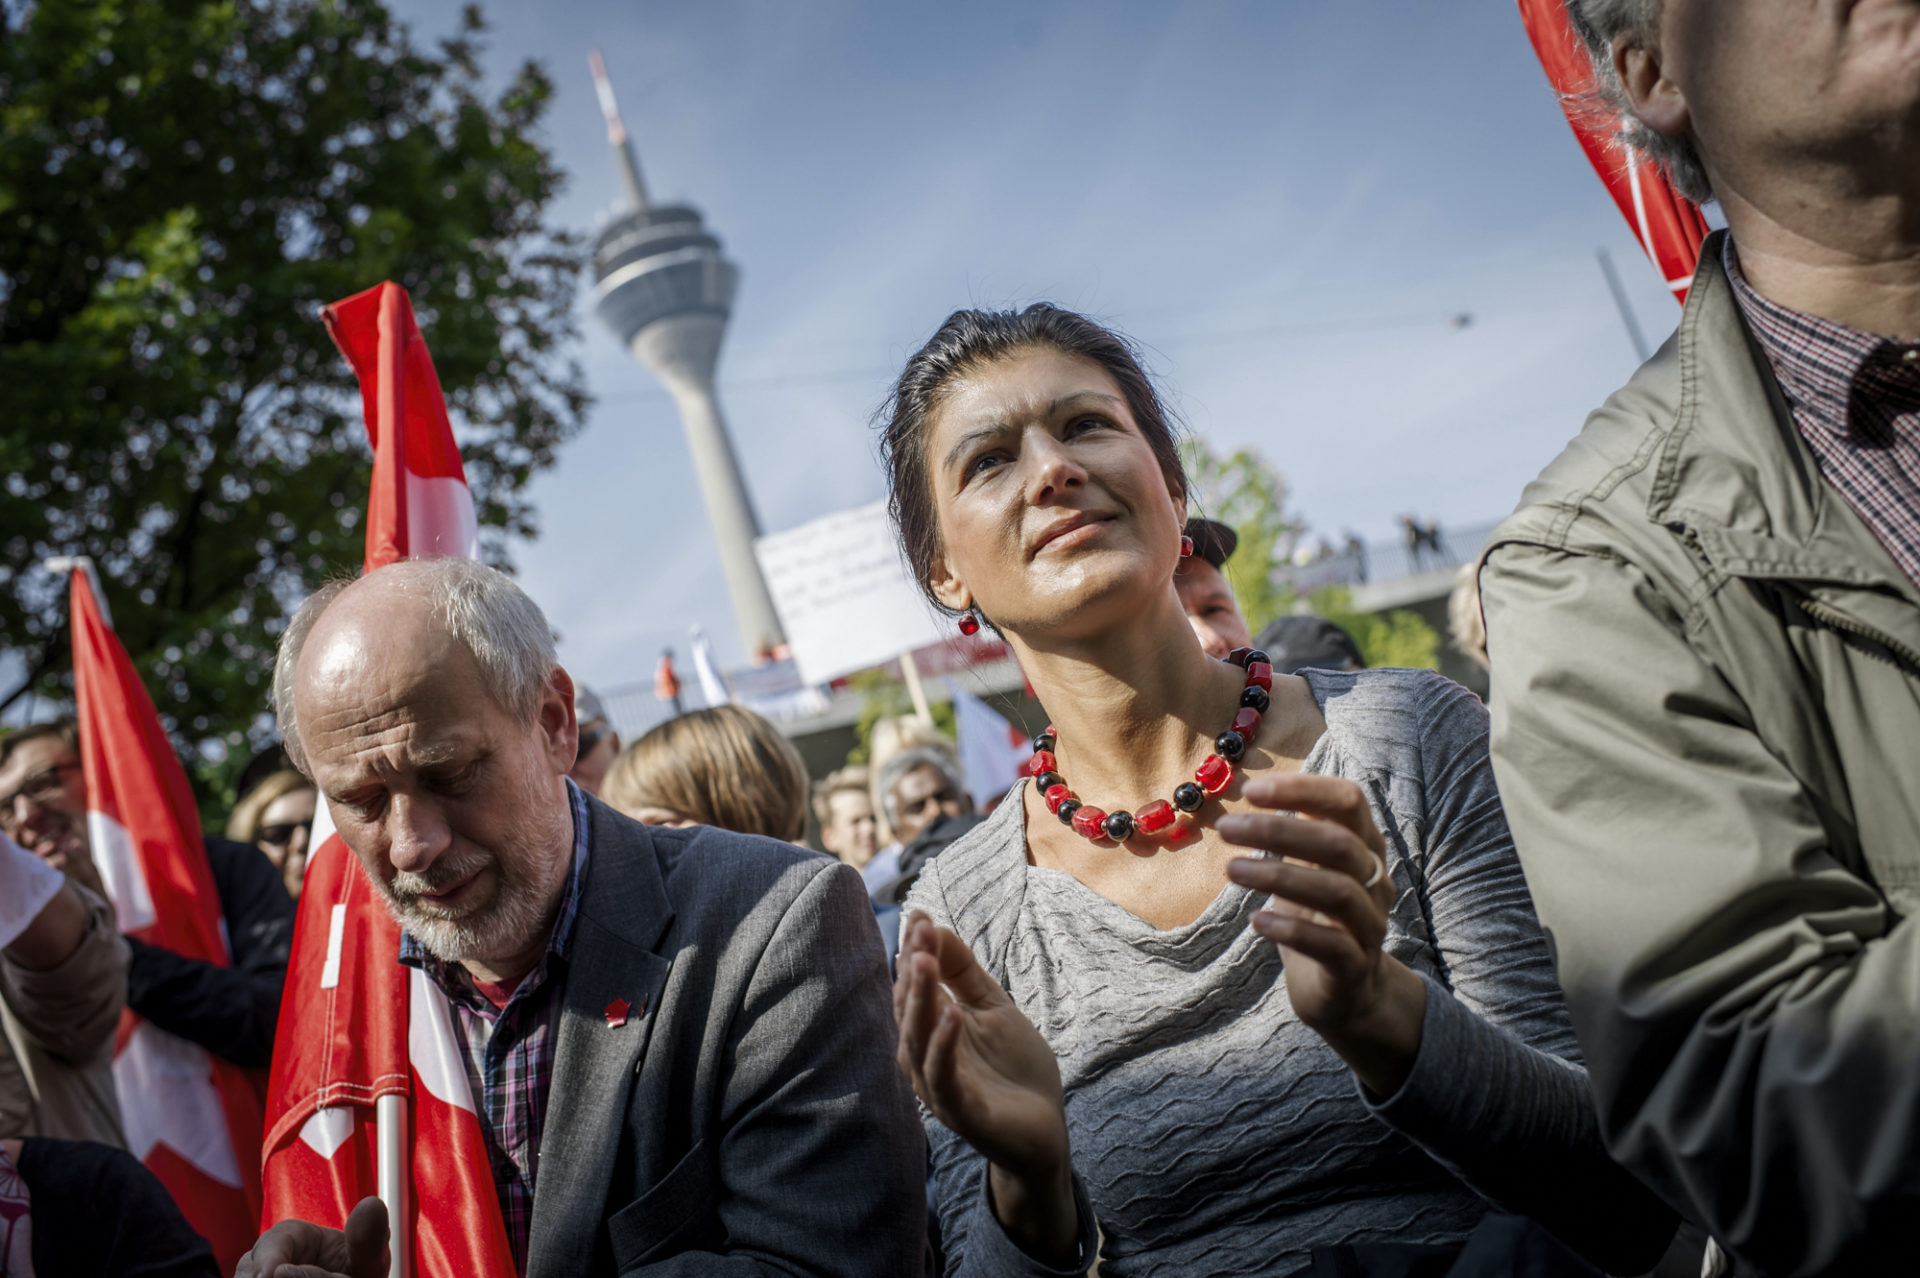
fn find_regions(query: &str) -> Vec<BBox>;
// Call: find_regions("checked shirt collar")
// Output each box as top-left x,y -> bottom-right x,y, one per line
396,777 -> 590,994
1725,237 -> 1920,589
396,778 -> 591,1276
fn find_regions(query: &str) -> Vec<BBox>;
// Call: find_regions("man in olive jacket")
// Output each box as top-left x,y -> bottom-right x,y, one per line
1479,3 -> 1920,1273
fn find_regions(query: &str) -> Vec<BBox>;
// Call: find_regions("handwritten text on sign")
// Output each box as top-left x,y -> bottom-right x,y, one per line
754,501 -> 948,686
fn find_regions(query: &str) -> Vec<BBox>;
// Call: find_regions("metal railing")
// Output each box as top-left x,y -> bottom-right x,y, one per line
1279,517 -> 1502,597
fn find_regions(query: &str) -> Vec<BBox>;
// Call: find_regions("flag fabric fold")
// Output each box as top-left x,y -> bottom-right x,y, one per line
260,281 -> 513,1278
323,281 -> 481,569
690,626 -> 731,708
65,563 -> 264,1274
1517,0 -> 1711,302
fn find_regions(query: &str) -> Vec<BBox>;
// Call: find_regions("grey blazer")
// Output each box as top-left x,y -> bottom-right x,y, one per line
525,796 -> 926,1277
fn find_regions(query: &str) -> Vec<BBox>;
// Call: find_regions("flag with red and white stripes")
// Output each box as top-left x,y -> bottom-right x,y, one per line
63,563 -> 264,1274
1518,0 -> 1712,302
260,281 -> 513,1277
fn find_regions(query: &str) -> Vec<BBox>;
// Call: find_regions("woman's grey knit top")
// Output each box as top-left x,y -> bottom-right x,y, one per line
907,668 -> 1658,1276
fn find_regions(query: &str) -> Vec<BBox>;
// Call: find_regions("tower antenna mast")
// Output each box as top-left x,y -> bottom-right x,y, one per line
586,52 -> 785,661
589,49 -> 651,211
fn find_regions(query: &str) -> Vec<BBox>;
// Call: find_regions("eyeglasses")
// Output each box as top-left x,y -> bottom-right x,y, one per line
0,759 -> 82,816
257,819 -> 313,849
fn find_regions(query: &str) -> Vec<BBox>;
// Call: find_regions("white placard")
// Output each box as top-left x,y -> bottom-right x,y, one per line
755,501 -> 949,687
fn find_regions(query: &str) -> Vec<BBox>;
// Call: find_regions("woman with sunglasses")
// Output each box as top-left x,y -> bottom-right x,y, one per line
883,306 -> 1675,1276
226,769 -> 315,899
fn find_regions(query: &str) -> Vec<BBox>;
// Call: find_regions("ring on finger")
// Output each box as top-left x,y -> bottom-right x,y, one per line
1361,856 -> 1385,891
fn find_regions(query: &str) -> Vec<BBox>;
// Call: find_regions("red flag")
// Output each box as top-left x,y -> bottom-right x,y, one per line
64,564 -> 264,1273
1518,0 -> 1711,302
261,282 -> 513,1277
323,282 -> 480,569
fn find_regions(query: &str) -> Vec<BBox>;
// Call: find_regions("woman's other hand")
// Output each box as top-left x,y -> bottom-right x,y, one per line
1218,774 -> 1428,1097
894,910 -> 1079,1264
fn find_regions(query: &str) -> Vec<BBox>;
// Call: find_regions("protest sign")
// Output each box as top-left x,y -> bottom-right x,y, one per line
755,501 -> 949,688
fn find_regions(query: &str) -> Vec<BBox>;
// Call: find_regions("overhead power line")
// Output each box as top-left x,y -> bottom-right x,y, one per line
593,307 -> 1477,405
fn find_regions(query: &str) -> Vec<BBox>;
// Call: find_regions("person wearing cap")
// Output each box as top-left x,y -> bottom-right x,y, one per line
1255,615 -> 1366,675
1175,517 -> 1253,660
568,684 -> 620,798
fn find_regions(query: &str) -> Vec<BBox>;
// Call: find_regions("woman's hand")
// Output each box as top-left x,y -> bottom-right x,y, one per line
1217,773 -> 1428,1097
894,911 -> 1079,1264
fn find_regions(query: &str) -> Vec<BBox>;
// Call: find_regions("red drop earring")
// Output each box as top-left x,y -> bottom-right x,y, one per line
957,610 -> 981,636
1180,535 -> 1195,557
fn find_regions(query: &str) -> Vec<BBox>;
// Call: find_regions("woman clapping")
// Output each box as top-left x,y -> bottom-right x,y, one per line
881,306 -> 1673,1276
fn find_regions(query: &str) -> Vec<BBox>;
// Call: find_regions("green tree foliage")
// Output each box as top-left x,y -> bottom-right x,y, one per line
844,667 -> 955,766
1308,586 -> 1441,671
1177,436 -> 1441,669
1178,437 -> 1298,633
0,0 -> 588,806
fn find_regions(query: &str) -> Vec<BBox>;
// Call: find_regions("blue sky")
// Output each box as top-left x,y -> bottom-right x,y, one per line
388,0 -> 1680,692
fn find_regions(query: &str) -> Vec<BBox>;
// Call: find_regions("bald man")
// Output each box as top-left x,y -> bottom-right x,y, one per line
239,559 -> 922,1278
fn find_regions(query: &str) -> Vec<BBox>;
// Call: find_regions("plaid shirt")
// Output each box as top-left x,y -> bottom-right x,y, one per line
1725,239 -> 1920,587
398,780 -> 590,1276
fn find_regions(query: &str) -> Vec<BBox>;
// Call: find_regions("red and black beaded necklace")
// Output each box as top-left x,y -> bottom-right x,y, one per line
1025,646 -> 1273,842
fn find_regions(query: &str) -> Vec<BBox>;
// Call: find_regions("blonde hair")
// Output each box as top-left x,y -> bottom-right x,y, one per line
603,705 -> 810,842
227,769 -> 315,842
811,765 -> 871,828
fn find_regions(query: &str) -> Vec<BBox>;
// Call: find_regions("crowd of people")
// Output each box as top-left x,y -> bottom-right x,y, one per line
4,2 -> 1920,1274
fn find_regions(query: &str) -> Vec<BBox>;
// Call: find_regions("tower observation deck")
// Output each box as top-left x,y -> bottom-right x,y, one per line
587,51 -> 785,658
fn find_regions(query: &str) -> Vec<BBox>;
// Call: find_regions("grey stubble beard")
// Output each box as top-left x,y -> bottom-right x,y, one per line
370,773 -> 573,968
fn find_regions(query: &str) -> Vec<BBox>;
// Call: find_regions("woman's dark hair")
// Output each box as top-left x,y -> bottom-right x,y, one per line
878,304 -> 1188,613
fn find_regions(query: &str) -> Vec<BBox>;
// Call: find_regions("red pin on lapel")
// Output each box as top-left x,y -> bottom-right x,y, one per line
604,997 -> 632,1028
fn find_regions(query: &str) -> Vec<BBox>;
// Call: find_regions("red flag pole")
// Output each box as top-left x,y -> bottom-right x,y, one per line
375,282 -> 410,544
373,283 -> 413,1278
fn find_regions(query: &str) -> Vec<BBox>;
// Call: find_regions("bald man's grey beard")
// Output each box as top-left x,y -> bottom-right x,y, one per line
371,841 -> 568,967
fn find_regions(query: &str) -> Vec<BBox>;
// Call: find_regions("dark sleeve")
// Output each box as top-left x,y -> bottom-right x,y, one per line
1360,674 -> 1676,1273
20,1136 -> 220,1278
124,836 -> 294,1068
638,860 -> 927,1276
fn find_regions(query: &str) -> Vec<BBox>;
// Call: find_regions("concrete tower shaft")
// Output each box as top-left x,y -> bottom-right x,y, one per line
587,53 -> 785,657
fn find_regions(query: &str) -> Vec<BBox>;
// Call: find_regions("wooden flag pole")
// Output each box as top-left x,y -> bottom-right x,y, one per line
898,648 -> 934,725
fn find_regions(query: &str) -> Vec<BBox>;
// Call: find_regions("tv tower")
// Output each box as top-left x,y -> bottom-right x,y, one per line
587,51 -> 784,657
